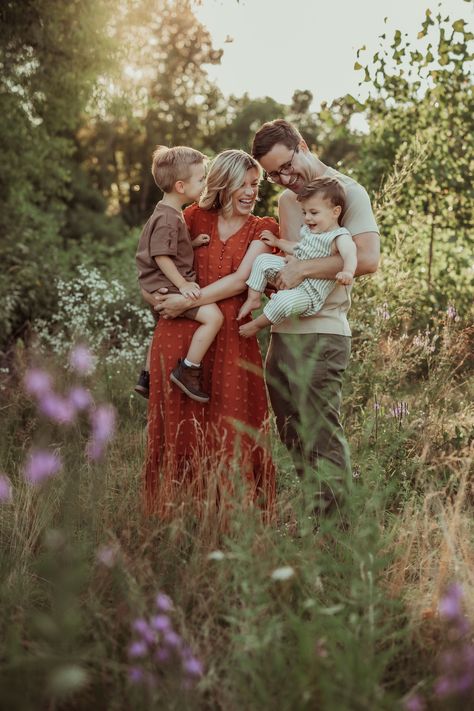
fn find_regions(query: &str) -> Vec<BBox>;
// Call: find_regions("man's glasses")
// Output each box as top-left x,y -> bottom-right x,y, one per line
264,146 -> 298,183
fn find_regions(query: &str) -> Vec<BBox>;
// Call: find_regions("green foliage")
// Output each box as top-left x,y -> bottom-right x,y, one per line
0,0 -> 117,346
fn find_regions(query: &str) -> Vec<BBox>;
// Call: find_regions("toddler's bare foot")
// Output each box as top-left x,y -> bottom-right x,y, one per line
336,271 -> 354,285
239,320 -> 261,338
237,295 -> 261,321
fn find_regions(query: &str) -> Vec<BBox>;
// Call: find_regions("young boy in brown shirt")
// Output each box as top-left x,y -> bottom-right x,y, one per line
135,146 -> 223,403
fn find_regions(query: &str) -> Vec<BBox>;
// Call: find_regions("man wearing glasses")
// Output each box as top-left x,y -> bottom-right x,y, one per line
252,119 -> 379,515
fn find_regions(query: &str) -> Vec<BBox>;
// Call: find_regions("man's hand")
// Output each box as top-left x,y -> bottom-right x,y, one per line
335,271 -> 354,286
260,229 -> 279,249
192,233 -> 210,248
274,255 -> 305,290
179,281 -> 200,300
154,292 -> 189,318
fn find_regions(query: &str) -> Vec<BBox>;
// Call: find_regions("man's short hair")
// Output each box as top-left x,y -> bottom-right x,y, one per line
151,145 -> 206,193
297,176 -> 346,213
251,119 -> 302,161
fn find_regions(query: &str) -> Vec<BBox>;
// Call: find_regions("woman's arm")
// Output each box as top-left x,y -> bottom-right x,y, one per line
154,239 -> 271,318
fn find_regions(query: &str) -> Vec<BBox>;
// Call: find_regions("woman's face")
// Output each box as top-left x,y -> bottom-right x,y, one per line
230,167 -> 260,217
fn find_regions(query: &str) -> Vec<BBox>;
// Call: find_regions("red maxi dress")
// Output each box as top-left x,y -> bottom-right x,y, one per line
145,204 -> 279,519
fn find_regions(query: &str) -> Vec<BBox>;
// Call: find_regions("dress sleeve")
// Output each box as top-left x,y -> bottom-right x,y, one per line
253,216 -> 279,241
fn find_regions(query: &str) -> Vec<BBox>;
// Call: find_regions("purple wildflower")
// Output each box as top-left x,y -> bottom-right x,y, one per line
403,694 -> 425,711
0,474 -> 13,503
163,630 -> 182,649
24,369 -> 52,398
150,615 -> 171,632
23,449 -> 62,485
133,619 -> 156,645
439,583 -> 463,620
96,545 -> 117,568
155,593 -> 173,612
68,387 -> 92,412
128,667 -> 144,684
38,392 -> 76,425
128,641 -> 148,658
376,302 -> 390,320
86,405 -> 116,460
155,647 -> 171,663
183,656 -> 203,677
434,676 -> 453,697
390,402 -> 409,418
69,345 -> 96,375
446,304 -> 457,320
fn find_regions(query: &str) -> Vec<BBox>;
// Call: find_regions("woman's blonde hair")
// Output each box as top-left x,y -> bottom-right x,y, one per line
199,150 -> 261,217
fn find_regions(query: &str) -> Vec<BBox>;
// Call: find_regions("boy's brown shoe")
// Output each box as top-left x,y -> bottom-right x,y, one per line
170,360 -> 210,403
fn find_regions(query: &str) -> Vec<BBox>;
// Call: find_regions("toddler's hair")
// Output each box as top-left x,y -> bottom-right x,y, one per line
151,145 -> 206,192
297,176 -> 346,217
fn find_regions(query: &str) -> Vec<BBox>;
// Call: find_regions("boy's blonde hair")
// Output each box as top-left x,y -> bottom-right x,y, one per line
151,145 -> 206,193
199,150 -> 261,218
297,176 -> 346,223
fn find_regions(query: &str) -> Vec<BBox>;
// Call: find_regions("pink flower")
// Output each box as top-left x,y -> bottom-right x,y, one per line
70,345 -> 96,375
24,369 -> 52,398
0,474 -> 13,503
24,450 -> 62,485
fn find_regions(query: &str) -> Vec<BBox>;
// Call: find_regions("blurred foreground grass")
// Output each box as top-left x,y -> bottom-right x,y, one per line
0,308 -> 472,710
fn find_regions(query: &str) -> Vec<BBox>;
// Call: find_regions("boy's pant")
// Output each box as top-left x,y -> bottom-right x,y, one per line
246,254 -> 319,323
265,332 -> 351,512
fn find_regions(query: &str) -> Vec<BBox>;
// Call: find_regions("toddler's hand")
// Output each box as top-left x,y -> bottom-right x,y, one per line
335,271 -> 354,286
260,230 -> 278,248
179,282 -> 201,300
192,233 -> 210,247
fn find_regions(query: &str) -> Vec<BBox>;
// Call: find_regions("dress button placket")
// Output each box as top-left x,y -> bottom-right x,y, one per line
218,244 -> 224,278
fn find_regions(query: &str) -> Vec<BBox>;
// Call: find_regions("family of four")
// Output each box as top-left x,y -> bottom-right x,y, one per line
136,119 -> 380,519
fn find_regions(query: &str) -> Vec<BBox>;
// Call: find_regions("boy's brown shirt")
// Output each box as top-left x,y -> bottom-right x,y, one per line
136,202 -> 196,293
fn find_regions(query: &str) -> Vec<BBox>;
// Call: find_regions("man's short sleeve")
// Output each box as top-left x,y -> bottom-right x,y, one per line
342,184 -> 379,237
149,217 -> 179,257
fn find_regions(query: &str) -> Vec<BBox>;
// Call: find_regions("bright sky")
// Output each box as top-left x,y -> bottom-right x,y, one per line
195,0 -> 473,109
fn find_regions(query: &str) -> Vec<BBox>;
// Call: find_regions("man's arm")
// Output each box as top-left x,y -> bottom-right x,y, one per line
274,232 -> 380,289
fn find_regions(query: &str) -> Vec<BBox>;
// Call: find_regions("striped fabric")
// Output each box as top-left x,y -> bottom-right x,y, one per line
246,226 -> 350,326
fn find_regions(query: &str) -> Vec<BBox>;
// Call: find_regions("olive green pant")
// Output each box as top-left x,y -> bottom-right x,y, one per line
265,332 -> 351,512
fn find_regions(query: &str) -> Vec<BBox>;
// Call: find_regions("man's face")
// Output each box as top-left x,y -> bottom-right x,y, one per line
258,142 -> 308,194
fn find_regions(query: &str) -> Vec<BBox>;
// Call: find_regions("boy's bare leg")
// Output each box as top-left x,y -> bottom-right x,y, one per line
237,288 -> 263,321
145,341 -> 152,371
186,304 -> 224,364
239,313 -> 272,339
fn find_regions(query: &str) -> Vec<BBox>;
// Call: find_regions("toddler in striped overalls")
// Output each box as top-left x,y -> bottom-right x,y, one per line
238,176 -> 357,338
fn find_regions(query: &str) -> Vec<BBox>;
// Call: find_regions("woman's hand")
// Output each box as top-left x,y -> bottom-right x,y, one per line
260,230 -> 279,249
153,292 -> 190,318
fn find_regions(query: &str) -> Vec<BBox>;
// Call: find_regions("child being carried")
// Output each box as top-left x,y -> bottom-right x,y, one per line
238,176 -> 356,337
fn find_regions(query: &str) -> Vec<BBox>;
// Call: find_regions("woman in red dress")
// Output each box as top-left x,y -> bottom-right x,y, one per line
144,150 -> 278,519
